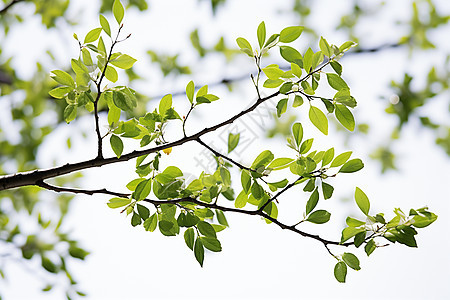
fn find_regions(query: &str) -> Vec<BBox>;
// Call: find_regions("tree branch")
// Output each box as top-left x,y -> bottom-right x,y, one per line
0,91 -> 279,191
0,0 -> 26,15
34,180 -> 353,247
195,137 -> 255,172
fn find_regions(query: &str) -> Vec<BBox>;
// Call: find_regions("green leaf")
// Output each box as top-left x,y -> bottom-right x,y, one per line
134,179 -> 152,200
319,36 -> 332,57
299,138 -> 313,154
322,182 -> 334,200
235,190 -> 248,208
330,61 -> 342,76
110,135 -> 123,158
354,232 -> 366,248
49,86 -> 73,99
257,21 -> 266,49
262,66 -> 284,80
186,80 -> 195,103
113,91 -> 135,111
263,33 -> 279,48
279,46 -> 302,63
292,122 -> 303,147
131,212 -> 142,227
341,226 -> 365,243
306,210 -> 331,224
293,95 -> 304,107
184,228 -> 195,250
159,94 -> 172,116
251,181 -> 264,199
411,213 -> 438,228
143,213 -> 158,232
335,104 -> 355,131
334,261 -> 347,283
51,70 -> 75,87
339,41 -> 356,52
305,188 -> 319,215
346,217 -> 365,227
236,37 -> 253,56
279,26 -> 303,43
41,257 -> 57,273
251,150 -> 274,169
113,0 -> 124,24
322,148 -> 334,166
267,158 -> 294,170
309,106 -> 328,135
194,238 -> 204,266
276,98 -> 288,117
343,252 -> 361,270
279,82 -> 293,94
263,79 -> 284,88
228,133 -> 240,153
330,151 -> 352,168
105,65 -> 118,82
110,54 -> 137,69
326,73 -> 349,91
339,159 -> 364,173
354,187 -> 370,216
241,170 -> 251,193
200,237 -> 222,252
197,221 -> 216,238
107,197 -> 131,208
268,179 -> 289,191
215,210 -> 229,227
365,239 -> 376,256
84,28 -> 102,44
126,178 -> 145,191
82,48 -> 93,66
63,104 -> 77,123
99,15 -> 111,36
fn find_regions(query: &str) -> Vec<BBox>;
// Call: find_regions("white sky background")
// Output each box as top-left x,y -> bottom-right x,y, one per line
1,0 -> 450,299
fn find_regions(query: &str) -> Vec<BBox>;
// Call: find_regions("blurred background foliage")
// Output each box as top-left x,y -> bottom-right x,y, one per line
0,0 -> 449,298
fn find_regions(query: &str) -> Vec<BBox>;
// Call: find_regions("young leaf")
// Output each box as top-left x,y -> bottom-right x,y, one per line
107,197 -> 131,208
110,54 -> 137,69
267,158 -> 294,170
99,15 -> 111,36
236,37 -> 253,56
354,187 -> 370,216
330,151 -> 352,168
279,26 -> 303,43
228,133 -> 240,153
341,227 -> 365,243
110,135 -> 124,158
105,65 -> 118,82
134,179 -> 152,200
257,21 -> 266,49
136,204 -> 150,220
342,252 -> 361,271
84,28 -> 102,44
51,70 -> 75,87
322,148 -> 334,166
63,105 -> 77,123
279,46 -> 302,63
159,94 -> 172,116
335,104 -> 355,131
194,238 -> 204,266
292,122 -> 303,147
306,210 -> 331,224
49,87 -> 72,99
309,106 -> 328,135
334,261 -> 347,283
262,66 -> 284,80
113,0 -> 125,24
339,159 -> 364,173
186,80 -> 195,103
319,36 -> 332,57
